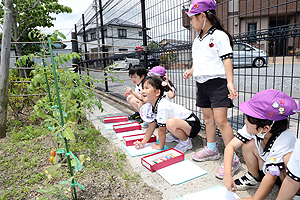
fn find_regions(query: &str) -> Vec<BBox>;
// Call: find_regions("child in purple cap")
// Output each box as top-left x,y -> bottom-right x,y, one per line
183,0 -> 239,179
223,89 -> 298,200
276,104 -> 300,200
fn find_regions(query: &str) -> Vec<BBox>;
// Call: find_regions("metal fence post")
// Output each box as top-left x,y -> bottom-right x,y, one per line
71,32 -> 79,73
99,0 -> 108,92
74,24 -> 81,75
141,0 -> 148,69
82,14 -> 89,76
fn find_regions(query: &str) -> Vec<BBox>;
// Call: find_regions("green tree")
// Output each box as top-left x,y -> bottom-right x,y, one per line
147,41 -> 160,50
0,0 -> 72,77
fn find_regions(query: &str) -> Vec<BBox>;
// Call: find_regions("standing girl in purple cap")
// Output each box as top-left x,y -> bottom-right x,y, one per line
223,89 -> 298,200
183,0 -> 239,179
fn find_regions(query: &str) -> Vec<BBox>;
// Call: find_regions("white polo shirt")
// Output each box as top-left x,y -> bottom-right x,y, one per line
135,84 -> 142,94
192,27 -> 233,83
236,125 -> 297,174
154,98 -> 192,127
286,139 -> 300,182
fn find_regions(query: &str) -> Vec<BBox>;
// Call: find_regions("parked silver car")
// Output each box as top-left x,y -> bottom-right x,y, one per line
232,42 -> 268,67
110,56 -> 140,70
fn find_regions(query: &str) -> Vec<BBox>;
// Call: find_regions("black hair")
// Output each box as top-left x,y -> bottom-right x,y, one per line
160,76 -> 177,92
142,76 -> 171,97
196,10 -> 233,48
246,115 -> 289,136
129,64 -> 147,78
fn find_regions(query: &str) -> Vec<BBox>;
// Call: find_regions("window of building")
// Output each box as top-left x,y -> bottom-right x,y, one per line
104,29 -> 107,37
139,31 -> 142,36
248,23 -> 257,41
91,32 -> 96,40
119,48 -> 128,51
118,29 -> 127,38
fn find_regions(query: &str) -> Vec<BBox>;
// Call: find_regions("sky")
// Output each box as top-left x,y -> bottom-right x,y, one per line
40,0 -> 94,48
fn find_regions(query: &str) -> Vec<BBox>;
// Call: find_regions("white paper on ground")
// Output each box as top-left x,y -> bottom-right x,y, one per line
183,185 -> 240,200
156,159 -> 207,185
123,142 -> 168,157
115,130 -> 145,140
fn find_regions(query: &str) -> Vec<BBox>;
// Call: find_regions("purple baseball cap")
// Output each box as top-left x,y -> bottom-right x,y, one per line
239,89 -> 297,121
147,66 -> 166,77
185,0 -> 217,17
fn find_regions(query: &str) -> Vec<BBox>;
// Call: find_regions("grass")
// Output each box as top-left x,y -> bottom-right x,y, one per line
0,116 -> 144,200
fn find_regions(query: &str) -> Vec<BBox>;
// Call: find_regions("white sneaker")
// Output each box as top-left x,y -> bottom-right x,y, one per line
165,133 -> 179,142
234,172 -> 261,191
174,138 -> 193,153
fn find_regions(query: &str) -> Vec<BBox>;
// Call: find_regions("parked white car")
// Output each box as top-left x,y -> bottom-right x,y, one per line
232,42 -> 268,67
111,56 -> 140,70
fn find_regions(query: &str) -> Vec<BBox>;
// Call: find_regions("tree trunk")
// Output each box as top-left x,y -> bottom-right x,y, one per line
0,0 -> 13,138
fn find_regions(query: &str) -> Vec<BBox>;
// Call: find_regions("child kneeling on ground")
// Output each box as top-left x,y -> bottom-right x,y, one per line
133,76 -> 200,153
276,107 -> 300,200
223,89 -> 298,200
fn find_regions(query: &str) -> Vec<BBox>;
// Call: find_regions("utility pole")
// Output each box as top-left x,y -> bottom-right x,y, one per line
0,0 -> 13,138
141,0 -> 148,69
99,0 -> 108,92
94,0 -> 101,58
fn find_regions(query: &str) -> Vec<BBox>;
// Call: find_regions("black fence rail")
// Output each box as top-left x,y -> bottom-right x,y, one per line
73,0 -> 300,137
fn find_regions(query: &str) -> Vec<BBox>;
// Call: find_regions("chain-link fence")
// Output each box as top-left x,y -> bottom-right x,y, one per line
73,0 -> 300,137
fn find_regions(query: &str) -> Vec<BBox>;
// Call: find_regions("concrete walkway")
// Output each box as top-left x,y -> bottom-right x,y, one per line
87,91 -> 279,200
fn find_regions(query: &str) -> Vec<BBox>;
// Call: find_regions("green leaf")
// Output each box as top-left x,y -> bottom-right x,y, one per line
52,170 -> 62,178
46,164 -> 61,175
36,110 -> 45,119
21,57 -> 26,65
34,74 -> 43,83
28,32 -> 32,40
29,115 -> 35,121
57,32 -> 66,39
64,127 -> 76,140
53,154 -> 60,164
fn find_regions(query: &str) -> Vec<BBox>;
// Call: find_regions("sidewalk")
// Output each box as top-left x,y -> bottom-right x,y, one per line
87,91 -> 279,200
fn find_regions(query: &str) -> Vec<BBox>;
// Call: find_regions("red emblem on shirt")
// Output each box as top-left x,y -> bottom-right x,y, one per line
209,43 -> 214,47
194,4 -> 198,8
279,100 -> 285,105
268,112 -> 274,117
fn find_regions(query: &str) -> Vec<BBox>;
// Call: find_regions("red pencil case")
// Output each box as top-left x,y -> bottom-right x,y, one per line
141,148 -> 184,172
123,133 -> 156,146
113,122 -> 141,133
103,115 -> 127,124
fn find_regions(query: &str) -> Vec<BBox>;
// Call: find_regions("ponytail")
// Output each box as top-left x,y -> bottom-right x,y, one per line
202,10 -> 234,48
142,76 -> 171,97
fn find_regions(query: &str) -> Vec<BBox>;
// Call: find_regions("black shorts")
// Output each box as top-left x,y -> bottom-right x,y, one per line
185,113 -> 201,138
196,78 -> 234,108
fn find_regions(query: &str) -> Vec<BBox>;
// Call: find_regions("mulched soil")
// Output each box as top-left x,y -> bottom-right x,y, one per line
0,116 -> 162,200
